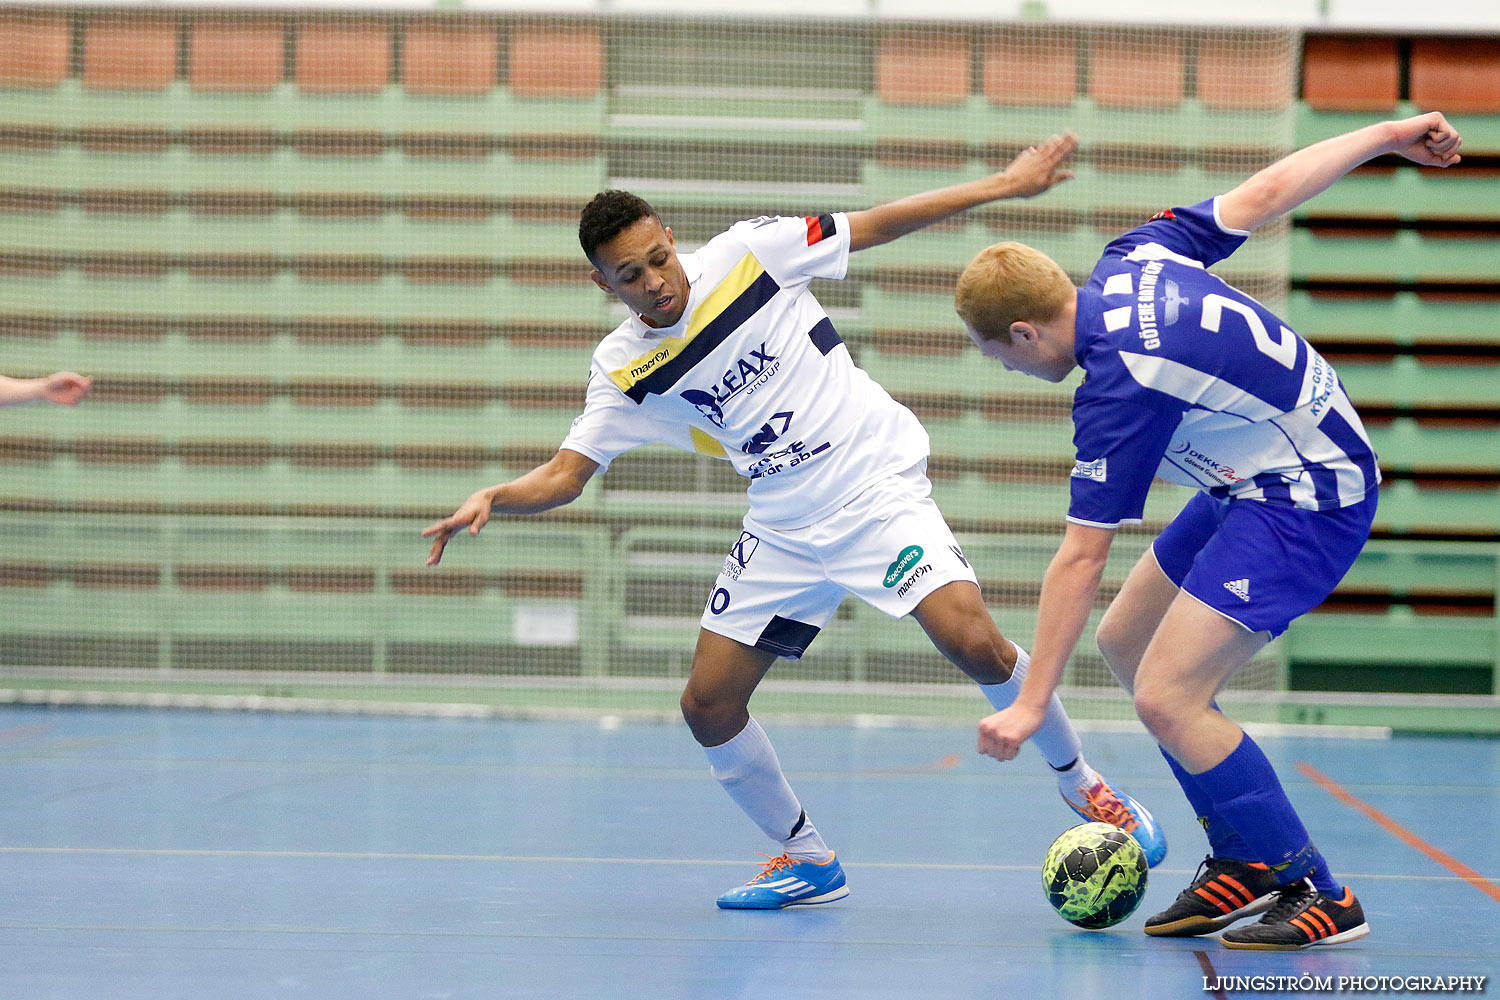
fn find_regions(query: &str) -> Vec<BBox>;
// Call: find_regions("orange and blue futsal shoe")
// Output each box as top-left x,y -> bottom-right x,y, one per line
715,852 -> 849,910
1064,776 -> 1169,868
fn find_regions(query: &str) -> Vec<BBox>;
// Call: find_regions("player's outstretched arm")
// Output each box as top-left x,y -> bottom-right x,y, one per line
0,372 -> 92,407
977,522 -> 1113,762
846,131 -> 1078,253
422,448 -> 599,566
1218,112 -> 1463,233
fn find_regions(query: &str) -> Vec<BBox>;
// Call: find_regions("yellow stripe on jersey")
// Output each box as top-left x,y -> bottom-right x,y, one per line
607,252 -> 768,395
689,426 -> 728,458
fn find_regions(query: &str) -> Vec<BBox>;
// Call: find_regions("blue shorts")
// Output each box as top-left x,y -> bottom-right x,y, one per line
1151,490 -> 1377,638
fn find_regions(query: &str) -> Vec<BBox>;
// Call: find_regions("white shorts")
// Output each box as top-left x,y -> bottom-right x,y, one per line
700,464 -> 979,659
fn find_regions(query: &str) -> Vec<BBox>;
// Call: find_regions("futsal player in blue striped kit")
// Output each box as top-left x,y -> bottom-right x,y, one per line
959,112 -> 1463,949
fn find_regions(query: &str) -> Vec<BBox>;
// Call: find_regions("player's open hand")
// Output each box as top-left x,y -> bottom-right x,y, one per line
1389,112 -> 1462,167
421,487 -> 497,566
42,372 -> 91,406
998,132 -> 1079,199
977,702 -> 1046,762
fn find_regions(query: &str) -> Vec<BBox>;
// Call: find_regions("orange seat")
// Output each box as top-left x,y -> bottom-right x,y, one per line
1197,31 -> 1294,111
983,26 -> 1077,107
0,11 -> 71,89
1089,29 -> 1185,110
296,20 -> 391,94
876,30 -> 972,106
404,22 -> 498,97
1302,36 -> 1399,112
83,15 -> 178,91
189,17 -> 285,93
1410,38 -> 1500,114
508,25 -> 602,98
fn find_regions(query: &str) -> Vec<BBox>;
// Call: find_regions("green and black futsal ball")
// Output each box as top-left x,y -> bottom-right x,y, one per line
1042,821 -> 1149,929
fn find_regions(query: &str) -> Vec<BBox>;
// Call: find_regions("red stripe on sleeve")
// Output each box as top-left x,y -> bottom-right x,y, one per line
804,215 -> 823,246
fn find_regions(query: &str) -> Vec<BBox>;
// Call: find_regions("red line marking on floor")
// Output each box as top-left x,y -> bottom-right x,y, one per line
1297,760 -> 1500,906
857,753 -> 962,775
1194,951 -> 1229,1000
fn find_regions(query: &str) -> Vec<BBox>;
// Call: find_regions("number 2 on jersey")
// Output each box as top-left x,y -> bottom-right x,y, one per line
1200,293 -> 1297,370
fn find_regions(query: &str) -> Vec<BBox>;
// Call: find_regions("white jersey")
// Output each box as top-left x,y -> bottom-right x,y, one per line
561,213 -> 929,529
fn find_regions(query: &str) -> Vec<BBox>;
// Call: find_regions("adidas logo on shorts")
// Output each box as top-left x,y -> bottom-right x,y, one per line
1223,578 -> 1251,602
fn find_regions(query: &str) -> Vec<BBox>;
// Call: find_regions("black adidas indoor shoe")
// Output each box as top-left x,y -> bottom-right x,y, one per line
1143,856 -> 1280,937
1220,881 -> 1370,950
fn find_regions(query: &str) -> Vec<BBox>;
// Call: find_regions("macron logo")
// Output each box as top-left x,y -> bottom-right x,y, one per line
1223,578 -> 1251,602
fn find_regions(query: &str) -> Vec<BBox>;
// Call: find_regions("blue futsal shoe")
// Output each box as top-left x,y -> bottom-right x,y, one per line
716,852 -> 850,910
1064,777 -> 1169,868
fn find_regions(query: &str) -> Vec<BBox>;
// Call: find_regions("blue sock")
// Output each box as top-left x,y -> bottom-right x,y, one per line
1193,732 -> 1339,894
1159,746 -> 1256,862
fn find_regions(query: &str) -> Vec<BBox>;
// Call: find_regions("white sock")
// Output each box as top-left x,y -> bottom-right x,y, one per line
702,715 -> 831,862
978,642 -> 1100,803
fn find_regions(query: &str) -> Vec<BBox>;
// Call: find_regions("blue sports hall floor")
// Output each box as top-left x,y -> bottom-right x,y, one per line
0,706 -> 1495,999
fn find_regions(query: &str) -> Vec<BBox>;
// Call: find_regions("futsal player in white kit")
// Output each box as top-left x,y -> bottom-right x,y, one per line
424,132 -> 1167,908
963,113 -> 1462,948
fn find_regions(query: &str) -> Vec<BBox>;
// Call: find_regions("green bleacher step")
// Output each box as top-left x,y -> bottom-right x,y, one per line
0,80 -> 607,136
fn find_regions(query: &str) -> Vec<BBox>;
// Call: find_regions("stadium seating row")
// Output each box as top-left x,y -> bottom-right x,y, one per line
0,227 -> 1488,285
0,14 -> 601,97
0,14 -> 1285,109
6,14 -> 1496,116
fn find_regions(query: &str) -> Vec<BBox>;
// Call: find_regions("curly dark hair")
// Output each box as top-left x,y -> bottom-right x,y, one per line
578,190 -> 660,263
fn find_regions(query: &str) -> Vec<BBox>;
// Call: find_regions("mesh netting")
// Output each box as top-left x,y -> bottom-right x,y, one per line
0,9 -> 1295,719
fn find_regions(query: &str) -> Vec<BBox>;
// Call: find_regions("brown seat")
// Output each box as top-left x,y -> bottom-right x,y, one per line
285,566 -> 377,594
389,568 -> 483,597
1410,38 -> 1500,114
71,562 -> 161,590
78,315 -> 167,341
1197,30 -> 1294,111
495,569 -> 585,600
0,313 -> 63,339
0,435 -> 57,463
296,20 -> 391,94
291,318 -> 383,345
174,564 -> 272,591
404,22 -> 498,97
507,24 -> 603,98
983,26 -> 1077,107
0,561 -> 51,587
73,436 -> 167,465
0,188 -> 62,213
92,375 -> 167,404
286,442 -> 379,468
189,17 -> 285,93
181,377 -> 274,405
392,443 -> 488,470
876,30 -> 972,106
1302,36 -> 1399,112
394,382 -> 495,408
288,379 -> 381,407
294,255 -> 386,283
1089,28 -> 1185,110
178,439 -> 273,466
83,15 -> 177,91
0,11 -> 71,89
399,257 -> 500,284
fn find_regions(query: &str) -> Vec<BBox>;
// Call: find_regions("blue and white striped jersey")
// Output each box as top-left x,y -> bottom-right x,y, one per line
1068,197 -> 1380,529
